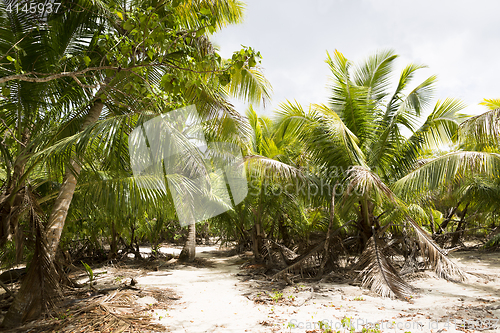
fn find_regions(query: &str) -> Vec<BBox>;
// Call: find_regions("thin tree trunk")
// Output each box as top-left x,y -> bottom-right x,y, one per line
357,199 -> 374,251
0,129 -> 31,257
179,223 -> 196,262
436,202 -> 461,247
251,220 -> 263,261
278,215 -> 290,248
317,191 -> 335,277
429,211 -> 435,234
1,98 -> 104,328
109,219 -> 117,259
45,99 -> 104,257
437,202 -> 461,234
451,203 -> 469,247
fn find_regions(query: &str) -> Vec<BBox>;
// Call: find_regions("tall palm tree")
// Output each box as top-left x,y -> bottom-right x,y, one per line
240,106 -> 307,259
1,0 -> 270,326
275,50 -> 468,299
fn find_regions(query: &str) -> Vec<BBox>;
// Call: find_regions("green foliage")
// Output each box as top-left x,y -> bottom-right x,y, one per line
484,233 -> 500,250
269,291 -> 283,302
81,261 -> 94,288
143,216 -> 164,257
0,0 -> 272,271
341,316 -> 355,333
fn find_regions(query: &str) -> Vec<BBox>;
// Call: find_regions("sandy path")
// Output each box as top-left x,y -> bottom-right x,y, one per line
135,247 -> 500,333
136,246 -> 269,332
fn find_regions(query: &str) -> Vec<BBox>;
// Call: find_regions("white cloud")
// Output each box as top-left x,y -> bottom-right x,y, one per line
213,0 -> 500,117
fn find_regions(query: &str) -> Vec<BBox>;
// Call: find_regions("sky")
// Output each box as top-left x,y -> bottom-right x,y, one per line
212,0 -> 500,119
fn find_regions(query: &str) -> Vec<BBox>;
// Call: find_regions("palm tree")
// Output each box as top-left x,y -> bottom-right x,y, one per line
275,50 -> 468,299
395,103 -> 500,247
1,0 -> 269,326
241,107 -> 307,259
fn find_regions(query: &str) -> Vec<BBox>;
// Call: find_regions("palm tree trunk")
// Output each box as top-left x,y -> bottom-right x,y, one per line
1,98 -> 104,328
317,191 -> 335,277
251,220 -> 263,261
109,219 -> 118,259
357,199 -> 374,251
451,203 -> 469,247
179,223 -> 196,261
0,129 -> 31,256
45,99 -> 104,257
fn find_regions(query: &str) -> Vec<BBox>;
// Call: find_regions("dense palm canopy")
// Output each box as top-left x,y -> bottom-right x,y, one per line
273,50 -> 472,298
0,0 -> 270,326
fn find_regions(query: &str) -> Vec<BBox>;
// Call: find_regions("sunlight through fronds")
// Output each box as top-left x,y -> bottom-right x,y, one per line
393,151 -> 500,201
459,108 -> 500,149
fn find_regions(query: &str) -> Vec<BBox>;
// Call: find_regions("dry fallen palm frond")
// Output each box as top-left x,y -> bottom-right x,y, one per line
55,288 -> 168,333
261,239 -> 299,268
356,236 -> 414,300
0,287 -> 174,333
271,241 -> 325,280
407,218 -> 465,282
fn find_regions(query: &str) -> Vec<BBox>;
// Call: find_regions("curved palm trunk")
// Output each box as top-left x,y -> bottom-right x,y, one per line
1,99 -> 104,328
179,223 -> 196,262
45,98 -> 104,256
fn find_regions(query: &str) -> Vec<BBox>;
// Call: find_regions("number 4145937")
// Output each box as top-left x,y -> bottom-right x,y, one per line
6,2 -> 62,14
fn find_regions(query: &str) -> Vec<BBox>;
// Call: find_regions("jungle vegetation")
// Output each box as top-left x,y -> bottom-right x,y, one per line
1,0 -> 500,327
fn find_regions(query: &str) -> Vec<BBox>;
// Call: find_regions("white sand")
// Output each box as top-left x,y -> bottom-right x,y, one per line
135,246 -> 500,333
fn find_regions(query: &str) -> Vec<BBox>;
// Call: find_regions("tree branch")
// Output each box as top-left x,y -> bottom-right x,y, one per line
0,66 -> 117,84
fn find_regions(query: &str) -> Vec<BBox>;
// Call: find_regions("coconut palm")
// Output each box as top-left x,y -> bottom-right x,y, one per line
396,104 -> 500,247
241,107 -> 308,259
274,50 -> 469,299
1,0 -> 270,326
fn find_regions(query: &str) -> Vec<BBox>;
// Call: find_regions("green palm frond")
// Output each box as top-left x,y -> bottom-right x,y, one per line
393,151 -> 500,201
393,63 -> 428,98
245,154 -> 305,183
175,0 -> 245,31
479,98 -> 500,110
326,50 -> 375,144
225,66 -> 272,106
366,72 -> 436,174
353,49 -> 397,102
274,101 -> 365,170
459,108 -> 500,150
399,75 -> 436,120
395,98 -> 467,176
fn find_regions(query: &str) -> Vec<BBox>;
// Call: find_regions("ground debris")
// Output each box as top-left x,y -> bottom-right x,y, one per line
1,286 -> 178,333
